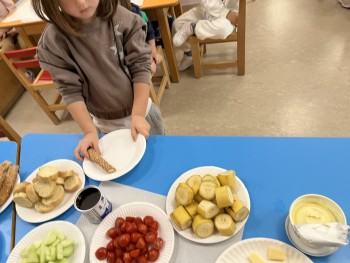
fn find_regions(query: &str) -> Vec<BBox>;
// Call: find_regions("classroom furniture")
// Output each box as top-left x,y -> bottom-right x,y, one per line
1,47 -> 66,125
189,0 -> 246,78
0,115 -> 21,146
14,134 -> 350,262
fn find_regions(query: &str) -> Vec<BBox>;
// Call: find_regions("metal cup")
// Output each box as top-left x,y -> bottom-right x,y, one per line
74,185 -> 112,224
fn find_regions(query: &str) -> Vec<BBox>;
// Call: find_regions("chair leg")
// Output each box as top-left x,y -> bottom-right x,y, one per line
158,46 -> 171,90
30,90 -> 61,125
0,115 -> 21,145
237,40 -> 245,76
149,80 -> 160,108
191,40 -> 203,79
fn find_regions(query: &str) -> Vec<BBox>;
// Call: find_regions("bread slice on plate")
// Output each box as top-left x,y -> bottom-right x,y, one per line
55,177 -> 65,185
58,169 -> 75,179
0,160 -> 11,189
26,183 -> 41,204
64,175 -> 82,192
0,165 -> 19,207
34,201 -> 56,213
34,180 -> 57,198
37,166 -> 58,182
13,181 -> 30,194
42,185 -> 65,207
13,192 -> 33,208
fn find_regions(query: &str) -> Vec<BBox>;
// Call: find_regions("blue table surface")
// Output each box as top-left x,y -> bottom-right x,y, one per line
15,134 -> 350,263
0,141 -> 17,263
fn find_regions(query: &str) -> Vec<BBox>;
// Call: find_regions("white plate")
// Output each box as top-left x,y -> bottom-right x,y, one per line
7,220 -> 86,263
165,166 -> 251,244
16,159 -> 85,223
0,173 -> 20,213
215,237 -> 313,263
83,129 -> 146,181
90,202 -> 175,263
285,216 -> 337,257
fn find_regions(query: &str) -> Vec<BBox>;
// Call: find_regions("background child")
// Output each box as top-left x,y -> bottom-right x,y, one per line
0,0 -> 17,50
32,0 -> 165,161
173,0 -> 239,71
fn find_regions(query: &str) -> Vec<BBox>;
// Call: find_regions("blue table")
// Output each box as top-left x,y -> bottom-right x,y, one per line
16,134 -> 350,263
0,141 -> 18,263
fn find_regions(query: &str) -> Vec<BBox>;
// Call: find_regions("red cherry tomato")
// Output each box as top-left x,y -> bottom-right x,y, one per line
118,233 -> 131,248
126,216 -> 135,222
135,217 -> 143,226
115,217 -> 125,228
131,232 -> 142,244
137,255 -> 148,263
115,247 -> 123,258
106,227 -> 118,239
125,222 -> 138,233
138,223 -> 147,235
116,259 -> 124,263
126,243 -> 136,252
153,237 -> 164,250
123,251 -> 133,263
106,240 -> 115,251
145,232 -> 157,244
148,220 -> 159,231
95,247 -> 107,260
136,237 -> 146,249
143,216 -> 154,226
130,248 -> 141,258
107,251 -> 116,263
148,248 -> 160,262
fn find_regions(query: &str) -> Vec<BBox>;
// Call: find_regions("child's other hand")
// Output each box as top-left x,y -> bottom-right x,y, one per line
226,11 -> 238,27
151,60 -> 157,74
74,132 -> 100,162
131,115 -> 150,141
152,52 -> 162,64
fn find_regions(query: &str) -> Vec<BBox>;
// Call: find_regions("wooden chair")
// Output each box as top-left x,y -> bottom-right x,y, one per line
189,0 -> 246,78
149,46 -> 170,108
0,115 -> 21,146
1,47 -> 66,125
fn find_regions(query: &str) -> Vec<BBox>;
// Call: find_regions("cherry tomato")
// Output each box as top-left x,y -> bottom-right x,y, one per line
116,259 -> 124,263
126,216 -> 135,222
123,252 -> 133,263
145,232 -> 156,244
115,217 -> 125,228
95,247 -> 107,260
135,217 -> 143,226
117,233 -> 131,248
130,248 -> 141,258
107,251 -> 116,263
148,248 -> 160,262
106,227 -> 118,239
143,216 -> 154,226
106,240 -> 115,251
136,237 -> 146,249
137,255 -> 148,263
153,237 -> 164,250
115,247 -> 123,258
138,223 -> 147,235
125,222 -> 138,234
131,232 -> 142,244
126,243 -> 136,252
148,220 -> 159,231
120,222 -> 127,233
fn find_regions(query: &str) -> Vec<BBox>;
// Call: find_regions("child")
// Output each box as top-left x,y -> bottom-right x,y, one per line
32,0 -> 165,161
173,0 -> 239,71
0,0 -> 17,50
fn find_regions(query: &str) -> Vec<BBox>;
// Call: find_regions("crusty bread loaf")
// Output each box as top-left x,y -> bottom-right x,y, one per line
25,183 -> 41,204
37,166 -> 58,182
13,192 -> 33,208
87,148 -> 116,173
55,177 -> 65,185
0,160 -> 11,189
64,175 -> 82,192
34,180 -> 57,198
34,201 -> 56,213
13,181 -> 30,194
0,165 -> 19,207
42,185 -> 64,207
58,170 -> 75,179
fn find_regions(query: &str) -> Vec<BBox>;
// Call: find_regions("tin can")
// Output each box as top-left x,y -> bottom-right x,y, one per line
74,185 -> 112,224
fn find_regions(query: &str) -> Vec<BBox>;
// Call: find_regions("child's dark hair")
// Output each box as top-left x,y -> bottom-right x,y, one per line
31,0 -> 119,36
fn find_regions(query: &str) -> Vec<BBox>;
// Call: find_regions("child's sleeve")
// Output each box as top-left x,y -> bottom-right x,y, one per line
2,0 -> 15,12
201,0 -> 231,19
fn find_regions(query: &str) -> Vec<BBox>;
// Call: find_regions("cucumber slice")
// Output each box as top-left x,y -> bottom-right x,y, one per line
61,239 -> 74,248
62,245 -> 74,257
50,246 -> 57,261
40,245 -> 46,263
57,243 -> 63,260
54,230 -> 66,240
43,231 -> 57,245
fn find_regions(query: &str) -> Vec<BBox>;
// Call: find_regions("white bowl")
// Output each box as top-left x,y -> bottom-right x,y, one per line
286,194 -> 347,257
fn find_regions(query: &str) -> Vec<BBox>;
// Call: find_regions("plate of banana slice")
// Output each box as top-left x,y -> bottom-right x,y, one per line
166,166 -> 250,244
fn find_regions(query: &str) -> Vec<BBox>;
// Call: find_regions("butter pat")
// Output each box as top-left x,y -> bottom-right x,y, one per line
267,247 -> 286,261
248,253 -> 265,263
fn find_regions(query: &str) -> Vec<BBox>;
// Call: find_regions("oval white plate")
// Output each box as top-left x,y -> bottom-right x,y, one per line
83,129 -> 146,181
285,216 -> 337,257
0,173 -> 20,213
216,237 -> 313,263
7,220 -> 86,263
16,159 -> 85,223
165,166 -> 250,244
90,202 -> 174,263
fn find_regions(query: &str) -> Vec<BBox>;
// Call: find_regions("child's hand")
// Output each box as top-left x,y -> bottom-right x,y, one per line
226,11 -> 239,27
152,52 -> 162,64
131,115 -> 150,141
74,132 -> 100,162
151,60 -> 157,74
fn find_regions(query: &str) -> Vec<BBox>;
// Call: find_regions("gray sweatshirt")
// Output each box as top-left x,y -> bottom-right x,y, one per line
37,5 -> 152,120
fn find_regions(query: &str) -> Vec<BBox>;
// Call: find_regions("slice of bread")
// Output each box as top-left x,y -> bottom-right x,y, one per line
55,177 -> 65,185
64,175 -> 82,192
37,166 -> 58,182
26,183 -> 41,204
13,192 -> 33,208
34,201 -> 56,213
13,181 -> 30,194
34,180 -> 57,198
0,160 -> 11,189
58,170 -> 75,179
42,185 -> 64,207
0,165 -> 19,207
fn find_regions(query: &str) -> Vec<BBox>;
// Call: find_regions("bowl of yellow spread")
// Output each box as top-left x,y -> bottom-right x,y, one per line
286,194 -> 347,257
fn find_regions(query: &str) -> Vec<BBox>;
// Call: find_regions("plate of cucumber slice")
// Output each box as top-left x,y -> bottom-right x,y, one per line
166,166 -> 250,244
7,221 -> 86,263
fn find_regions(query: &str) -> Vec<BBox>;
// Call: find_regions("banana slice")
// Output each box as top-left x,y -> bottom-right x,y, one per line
186,174 -> 202,189
214,214 -> 236,236
215,186 -> 234,208
185,201 -> 198,218
170,206 -> 192,230
217,170 -> 236,192
232,194 -> 250,222
192,214 -> 214,238
202,174 -> 220,187
197,200 -> 220,219
199,181 -> 216,200
175,183 -> 194,206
